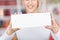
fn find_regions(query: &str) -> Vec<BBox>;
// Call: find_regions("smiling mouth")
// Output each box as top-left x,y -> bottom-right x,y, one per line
27,5 -> 34,9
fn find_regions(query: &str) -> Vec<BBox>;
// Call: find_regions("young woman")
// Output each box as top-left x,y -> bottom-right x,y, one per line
0,0 -> 59,40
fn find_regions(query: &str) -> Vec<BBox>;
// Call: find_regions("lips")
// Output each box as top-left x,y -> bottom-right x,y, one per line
27,5 -> 34,9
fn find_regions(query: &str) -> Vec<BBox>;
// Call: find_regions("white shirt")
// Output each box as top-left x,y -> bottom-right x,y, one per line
16,27 -> 50,40
0,22 -> 51,40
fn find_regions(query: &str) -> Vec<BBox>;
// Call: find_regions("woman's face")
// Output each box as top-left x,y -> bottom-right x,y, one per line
22,0 -> 38,13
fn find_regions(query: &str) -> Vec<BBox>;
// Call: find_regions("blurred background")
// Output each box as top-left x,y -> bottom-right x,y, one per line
0,0 -> 60,39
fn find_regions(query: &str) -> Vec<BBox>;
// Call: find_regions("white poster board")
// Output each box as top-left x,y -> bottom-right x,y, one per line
11,13 -> 51,28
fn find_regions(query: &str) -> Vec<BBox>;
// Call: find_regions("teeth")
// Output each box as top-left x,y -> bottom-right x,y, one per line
28,6 -> 33,9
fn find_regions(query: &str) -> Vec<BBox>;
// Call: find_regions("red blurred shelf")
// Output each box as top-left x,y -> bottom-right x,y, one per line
0,0 -> 16,5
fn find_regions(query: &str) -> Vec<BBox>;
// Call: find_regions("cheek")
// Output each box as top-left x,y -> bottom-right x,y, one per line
33,2 -> 38,8
23,1 -> 28,7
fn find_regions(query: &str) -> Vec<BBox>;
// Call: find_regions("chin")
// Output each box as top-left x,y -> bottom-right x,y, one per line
28,10 -> 35,12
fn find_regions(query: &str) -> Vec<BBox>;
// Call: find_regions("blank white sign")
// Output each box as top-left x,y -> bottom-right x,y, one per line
11,13 -> 51,28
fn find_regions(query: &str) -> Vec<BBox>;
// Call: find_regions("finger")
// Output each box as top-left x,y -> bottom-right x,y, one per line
50,13 -> 57,27
45,26 -> 52,30
7,21 -> 12,30
50,12 -> 54,25
9,23 -> 12,30
12,28 -> 20,31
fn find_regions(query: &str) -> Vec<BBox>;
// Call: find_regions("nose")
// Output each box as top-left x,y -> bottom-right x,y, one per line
28,0 -> 32,4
